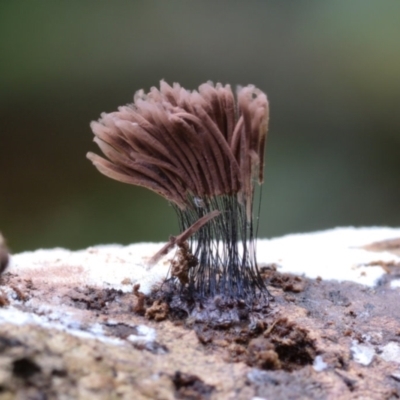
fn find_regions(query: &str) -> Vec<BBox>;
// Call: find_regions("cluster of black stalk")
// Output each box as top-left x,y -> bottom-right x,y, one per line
88,80 -> 270,305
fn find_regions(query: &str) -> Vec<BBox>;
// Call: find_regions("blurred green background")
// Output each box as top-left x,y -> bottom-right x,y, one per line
1,1 -> 399,252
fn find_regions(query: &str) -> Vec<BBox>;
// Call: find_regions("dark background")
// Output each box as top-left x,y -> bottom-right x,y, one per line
1,1 -> 399,252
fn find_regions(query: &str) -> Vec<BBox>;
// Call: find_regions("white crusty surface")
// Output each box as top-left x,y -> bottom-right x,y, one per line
9,226 -> 400,293
9,242 -> 169,294
258,226 -> 400,287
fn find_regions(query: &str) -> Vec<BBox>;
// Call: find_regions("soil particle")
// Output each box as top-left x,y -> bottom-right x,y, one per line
10,284 -> 28,301
103,322 -> 139,339
12,357 -> 42,379
170,242 -> 198,285
69,287 -> 122,311
145,299 -> 169,321
0,289 -> 10,307
172,371 -> 214,400
269,272 -> 306,293
247,337 -> 282,369
209,317 -> 317,372
133,283 -> 146,315
133,284 -> 170,321
263,318 -> 316,371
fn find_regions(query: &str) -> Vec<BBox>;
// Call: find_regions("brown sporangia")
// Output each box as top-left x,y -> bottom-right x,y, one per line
88,81 -> 270,302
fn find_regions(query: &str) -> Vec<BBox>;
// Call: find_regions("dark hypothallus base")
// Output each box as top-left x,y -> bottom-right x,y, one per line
136,272 -> 317,372
147,277 -> 271,326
